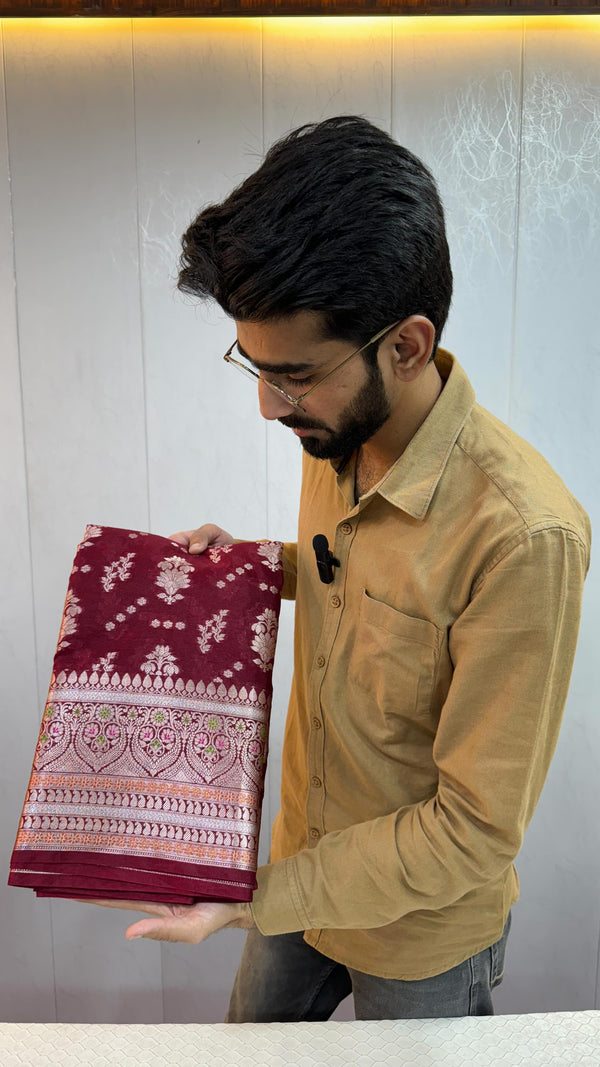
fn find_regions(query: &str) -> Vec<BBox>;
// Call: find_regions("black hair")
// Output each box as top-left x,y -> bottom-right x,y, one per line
178,115 -> 452,360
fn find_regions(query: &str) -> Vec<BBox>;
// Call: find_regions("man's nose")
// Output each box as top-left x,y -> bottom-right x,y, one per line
257,379 -> 297,421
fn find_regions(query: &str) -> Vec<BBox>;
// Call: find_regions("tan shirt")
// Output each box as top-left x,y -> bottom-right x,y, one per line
250,350 -> 591,980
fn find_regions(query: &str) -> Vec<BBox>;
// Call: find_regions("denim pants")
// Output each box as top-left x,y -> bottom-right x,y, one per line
226,912 -> 511,1022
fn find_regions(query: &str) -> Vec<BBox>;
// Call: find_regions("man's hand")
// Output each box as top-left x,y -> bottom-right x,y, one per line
81,898 -> 255,943
169,524 -> 235,555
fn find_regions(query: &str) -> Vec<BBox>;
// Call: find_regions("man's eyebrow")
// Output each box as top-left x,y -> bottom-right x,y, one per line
236,340 -> 316,375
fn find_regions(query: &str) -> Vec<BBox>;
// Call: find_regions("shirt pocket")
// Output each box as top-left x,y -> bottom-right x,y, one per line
349,590 -> 443,732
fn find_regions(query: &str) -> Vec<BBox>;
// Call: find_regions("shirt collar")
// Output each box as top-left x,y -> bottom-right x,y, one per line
336,350 -> 475,520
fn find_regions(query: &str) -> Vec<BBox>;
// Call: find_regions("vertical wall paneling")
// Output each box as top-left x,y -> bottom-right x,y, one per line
392,16 -> 524,418
2,19 -> 162,1022
132,19 -> 267,543
496,16 -> 600,1013
0,22 -> 57,1024
3,19 -> 150,673
131,19 -> 265,1022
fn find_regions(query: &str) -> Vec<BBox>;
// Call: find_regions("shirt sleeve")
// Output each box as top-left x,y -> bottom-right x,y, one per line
251,525 -> 589,934
281,542 -> 297,601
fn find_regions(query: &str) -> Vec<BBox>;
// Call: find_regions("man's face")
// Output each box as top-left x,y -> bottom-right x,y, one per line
235,313 -> 392,460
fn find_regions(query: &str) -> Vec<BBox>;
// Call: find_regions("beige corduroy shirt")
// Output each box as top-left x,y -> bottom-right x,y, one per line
250,350 -> 591,980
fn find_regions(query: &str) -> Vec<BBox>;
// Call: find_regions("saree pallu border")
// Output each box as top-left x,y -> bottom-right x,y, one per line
8,526 -> 283,904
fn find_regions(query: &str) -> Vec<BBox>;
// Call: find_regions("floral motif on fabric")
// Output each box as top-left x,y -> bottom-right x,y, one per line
78,525 -> 102,549
140,645 -> 179,679
101,552 -> 135,593
57,590 -> 82,651
33,696 -> 268,795
208,545 -> 233,563
251,609 -> 279,673
197,610 -> 229,654
257,541 -> 282,572
155,556 -> 194,605
92,652 -> 117,673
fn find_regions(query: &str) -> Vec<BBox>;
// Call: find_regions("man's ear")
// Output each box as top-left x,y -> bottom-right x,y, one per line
387,316 -> 436,381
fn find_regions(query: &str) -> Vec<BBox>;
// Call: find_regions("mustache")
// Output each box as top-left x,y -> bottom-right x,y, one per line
278,415 -> 327,432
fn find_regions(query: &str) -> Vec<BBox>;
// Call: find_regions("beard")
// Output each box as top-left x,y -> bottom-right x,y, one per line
278,360 -> 392,460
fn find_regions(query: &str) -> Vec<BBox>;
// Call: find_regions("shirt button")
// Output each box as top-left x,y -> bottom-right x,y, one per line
340,522 -> 352,534
315,655 -> 325,668
310,827 -> 320,839
330,595 -> 341,608
312,717 -> 322,730
311,776 -> 322,788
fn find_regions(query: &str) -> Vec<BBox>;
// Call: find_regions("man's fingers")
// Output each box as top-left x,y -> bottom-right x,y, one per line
167,532 -> 190,547
125,908 -> 225,944
126,917 -> 197,943
166,528 -> 207,553
167,525 -> 233,555
84,899 -> 174,918
78,897 -> 249,943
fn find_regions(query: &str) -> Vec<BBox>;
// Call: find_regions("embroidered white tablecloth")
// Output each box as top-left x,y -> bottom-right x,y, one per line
0,1011 -> 598,1066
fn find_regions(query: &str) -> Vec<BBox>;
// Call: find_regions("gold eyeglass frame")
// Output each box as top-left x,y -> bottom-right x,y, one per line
223,321 -> 400,412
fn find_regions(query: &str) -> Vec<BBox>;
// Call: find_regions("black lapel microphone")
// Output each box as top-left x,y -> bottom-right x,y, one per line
312,534 -> 340,585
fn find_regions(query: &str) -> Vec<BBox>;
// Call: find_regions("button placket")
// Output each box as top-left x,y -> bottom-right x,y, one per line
306,515 -> 357,847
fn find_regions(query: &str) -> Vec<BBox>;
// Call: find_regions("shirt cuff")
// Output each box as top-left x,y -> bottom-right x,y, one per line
250,858 -> 311,935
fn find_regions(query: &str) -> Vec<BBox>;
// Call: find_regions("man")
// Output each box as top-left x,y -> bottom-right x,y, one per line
99,117 -> 590,1020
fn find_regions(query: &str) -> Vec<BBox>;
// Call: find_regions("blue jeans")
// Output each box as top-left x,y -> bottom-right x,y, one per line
226,912 -> 511,1022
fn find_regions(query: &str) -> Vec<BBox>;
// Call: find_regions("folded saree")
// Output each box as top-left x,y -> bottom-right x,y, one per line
8,525 -> 283,904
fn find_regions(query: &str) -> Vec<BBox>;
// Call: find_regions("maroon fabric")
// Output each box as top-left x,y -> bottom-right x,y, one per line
8,525 -> 283,904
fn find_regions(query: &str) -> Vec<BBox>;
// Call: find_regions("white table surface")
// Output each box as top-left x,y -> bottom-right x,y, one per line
1,1012 -> 599,1066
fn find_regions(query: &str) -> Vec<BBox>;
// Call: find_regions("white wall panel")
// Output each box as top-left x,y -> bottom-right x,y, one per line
131,19 -> 265,1022
3,19 -> 149,674
2,19 -> 162,1023
0,22 -> 56,1024
132,19 -> 266,544
392,16 -> 524,417
494,17 -> 600,1014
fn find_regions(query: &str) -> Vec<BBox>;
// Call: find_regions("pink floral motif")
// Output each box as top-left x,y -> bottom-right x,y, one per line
57,590 -> 82,651
155,556 -> 194,605
80,713 -> 122,756
208,545 -> 233,564
197,610 -> 229,654
78,525 -> 102,549
250,608 -> 278,673
140,645 -> 180,678
257,542 -> 282,572
101,553 -> 135,593
92,652 -> 117,673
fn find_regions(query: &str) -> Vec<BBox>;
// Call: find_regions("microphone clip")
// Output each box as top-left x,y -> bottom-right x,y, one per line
312,534 -> 340,585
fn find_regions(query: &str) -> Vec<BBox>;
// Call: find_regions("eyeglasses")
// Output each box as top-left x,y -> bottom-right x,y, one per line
223,321 -> 399,412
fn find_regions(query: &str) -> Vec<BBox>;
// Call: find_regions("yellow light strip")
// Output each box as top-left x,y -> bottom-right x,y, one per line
1,14 -> 600,30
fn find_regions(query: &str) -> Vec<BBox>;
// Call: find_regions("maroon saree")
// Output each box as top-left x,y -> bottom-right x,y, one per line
8,526 -> 283,904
